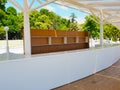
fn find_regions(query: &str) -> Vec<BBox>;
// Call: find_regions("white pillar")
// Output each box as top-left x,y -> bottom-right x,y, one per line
100,10 -> 103,47
4,26 -> 9,60
23,0 -> 31,57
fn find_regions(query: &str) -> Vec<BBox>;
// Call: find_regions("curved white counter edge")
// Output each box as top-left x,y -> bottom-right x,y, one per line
0,46 -> 120,90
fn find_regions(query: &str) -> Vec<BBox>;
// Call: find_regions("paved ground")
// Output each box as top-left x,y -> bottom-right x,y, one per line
0,40 -> 24,60
53,60 -> 120,90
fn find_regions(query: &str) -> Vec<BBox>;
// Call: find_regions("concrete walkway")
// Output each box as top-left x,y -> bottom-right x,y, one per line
53,59 -> 120,90
0,40 -> 24,60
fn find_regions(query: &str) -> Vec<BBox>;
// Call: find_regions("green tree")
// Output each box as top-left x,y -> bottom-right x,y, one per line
30,10 -> 53,29
17,13 -> 23,29
0,9 -> 6,26
6,6 -> 17,15
68,22 -> 79,31
0,0 -> 7,39
3,7 -> 21,39
0,0 -> 7,26
0,26 -> 5,39
35,15 -> 52,29
39,9 -> 69,30
30,9 -> 69,30
68,13 -> 79,31
30,10 -> 41,28
48,12 -> 59,30
82,15 -> 99,38
0,0 -> 7,11
70,13 -> 77,23
103,23 -> 120,41
40,8 -> 49,15
56,17 -> 68,30
83,14 -> 120,41
104,24 -> 113,39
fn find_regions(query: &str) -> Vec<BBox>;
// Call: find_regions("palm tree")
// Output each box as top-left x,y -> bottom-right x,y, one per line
70,13 -> 77,23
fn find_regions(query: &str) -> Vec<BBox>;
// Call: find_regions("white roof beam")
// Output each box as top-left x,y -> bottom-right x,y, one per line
63,0 -> 114,17
37,0 -> 42,4
85,1 -> 120,7
29,0 -> 35,9
8,0 -> 23,11
55,1 -> 90,14
30,0 -> 56,11
103,8 -> 120,11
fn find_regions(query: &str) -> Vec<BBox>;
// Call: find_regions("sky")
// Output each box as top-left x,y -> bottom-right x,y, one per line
6,1 -> 88,24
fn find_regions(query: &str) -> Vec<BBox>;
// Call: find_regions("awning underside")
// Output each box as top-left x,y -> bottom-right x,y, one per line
55,0 -> 120,29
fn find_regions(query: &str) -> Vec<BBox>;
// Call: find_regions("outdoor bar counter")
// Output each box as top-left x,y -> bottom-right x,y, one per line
0,46 -> 120,90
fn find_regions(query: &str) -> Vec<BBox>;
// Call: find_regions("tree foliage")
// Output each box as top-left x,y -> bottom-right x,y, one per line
0,6 -> 84,40
0,5 -> 23,39
0,7 -> 83,39
0,26 -> 5,39
0,0 -> 7,11
82,14 -> 120,41
104,24 -> 120,41
82,15 -> 99,38
3,7 -> 21,39
0,0 -> 7,39
29,9 -> 82,31
70,13 -> 77,23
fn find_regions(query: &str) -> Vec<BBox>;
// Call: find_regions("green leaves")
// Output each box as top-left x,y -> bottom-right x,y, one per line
0,0 -> 7,11
6,7 -> 17,15
0,26 -> 5,39
30,9 -> 69,30
70,13 -> 77,23
104,24 -> 120,41
0,6 -> 23,39
82,15 -> 99,38
82,15 -> 120,41
0,9 -> 6,18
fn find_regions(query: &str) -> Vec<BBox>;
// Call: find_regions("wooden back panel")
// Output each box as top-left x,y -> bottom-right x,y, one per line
29,29 -> 89,54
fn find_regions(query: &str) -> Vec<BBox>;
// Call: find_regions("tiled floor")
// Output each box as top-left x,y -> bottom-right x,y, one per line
53,60 -> 120,90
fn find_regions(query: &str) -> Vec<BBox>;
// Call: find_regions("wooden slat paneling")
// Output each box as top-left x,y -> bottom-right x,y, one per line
79,37 -> 85,43
31,43 -> 88,54
52,37 -> 64,44
31,37 -> 48,45
29,29 -> 89,54
67,37 -> 76,43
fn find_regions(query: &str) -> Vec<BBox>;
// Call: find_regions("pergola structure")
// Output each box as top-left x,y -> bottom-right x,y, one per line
7,0 -> 120,56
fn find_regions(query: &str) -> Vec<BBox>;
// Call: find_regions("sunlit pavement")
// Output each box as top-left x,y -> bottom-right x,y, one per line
0,48 -> 24,60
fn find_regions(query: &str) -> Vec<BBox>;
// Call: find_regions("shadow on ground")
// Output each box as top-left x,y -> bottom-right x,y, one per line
0,52 -> 25,61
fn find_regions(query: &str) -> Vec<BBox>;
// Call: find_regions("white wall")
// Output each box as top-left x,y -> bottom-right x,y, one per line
0,46 -> 120,90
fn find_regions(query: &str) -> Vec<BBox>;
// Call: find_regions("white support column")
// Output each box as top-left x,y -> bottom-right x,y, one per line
100,10 -> 104,47
4,26 -> 9,60
24,0 -> 31,57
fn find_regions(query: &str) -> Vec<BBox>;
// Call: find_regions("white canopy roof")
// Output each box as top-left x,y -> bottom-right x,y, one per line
55,0 -> 120,29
